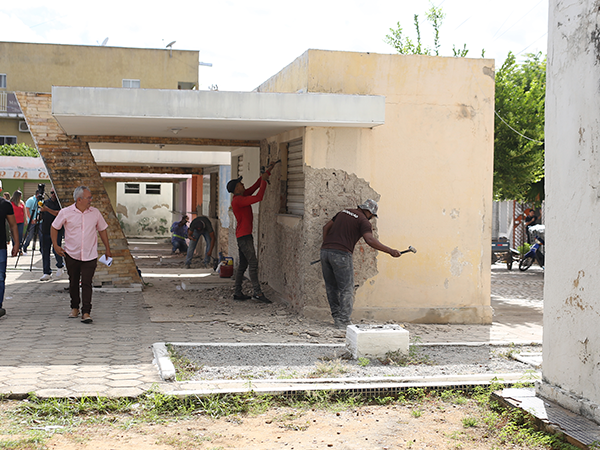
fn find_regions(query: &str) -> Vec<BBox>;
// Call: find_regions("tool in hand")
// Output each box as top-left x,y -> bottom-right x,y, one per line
312,246 -> 415,265
261,159 -> 281,184
400,246 -> 417,255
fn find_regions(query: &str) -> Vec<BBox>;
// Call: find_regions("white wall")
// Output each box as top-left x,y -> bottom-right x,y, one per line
115,182 -> 173,238
538,0 -> 600,423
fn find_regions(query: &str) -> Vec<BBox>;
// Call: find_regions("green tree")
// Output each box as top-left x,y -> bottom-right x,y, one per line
494,52 -> 546,202
0,143 -> 39,157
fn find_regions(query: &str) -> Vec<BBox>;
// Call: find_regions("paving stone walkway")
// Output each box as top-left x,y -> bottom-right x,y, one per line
0,251 -> 544,398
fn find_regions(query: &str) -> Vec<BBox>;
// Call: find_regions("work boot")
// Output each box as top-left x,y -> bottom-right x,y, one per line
252,294 -> 272,304
0,308 -> 5,318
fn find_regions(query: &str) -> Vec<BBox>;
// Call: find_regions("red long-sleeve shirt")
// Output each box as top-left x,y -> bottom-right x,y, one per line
231,177 -> 267,238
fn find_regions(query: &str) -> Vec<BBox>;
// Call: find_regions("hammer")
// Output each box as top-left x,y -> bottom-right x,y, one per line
400,246 -> 417,255
311,246 -> 416,265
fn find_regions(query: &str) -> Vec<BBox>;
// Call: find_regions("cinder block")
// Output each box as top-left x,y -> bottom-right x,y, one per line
346,324 -> 409,359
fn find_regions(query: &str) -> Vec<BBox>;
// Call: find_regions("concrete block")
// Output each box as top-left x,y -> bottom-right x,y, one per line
346,324 -> 409,359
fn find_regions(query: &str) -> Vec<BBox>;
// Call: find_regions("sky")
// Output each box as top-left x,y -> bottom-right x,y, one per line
0,0 -> 549,92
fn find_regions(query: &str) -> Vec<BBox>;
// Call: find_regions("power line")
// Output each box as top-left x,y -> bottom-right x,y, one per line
495,110 -> 544,144
493,0 -> 546,42
516,32 -> 548,56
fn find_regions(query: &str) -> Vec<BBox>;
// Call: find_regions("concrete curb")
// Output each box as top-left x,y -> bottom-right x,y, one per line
152,343 -> 176,381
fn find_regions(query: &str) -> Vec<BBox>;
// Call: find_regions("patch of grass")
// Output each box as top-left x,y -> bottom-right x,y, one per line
166,344 -> 204,381
378,337 -> 432,366
307,359 -> 349,378
411,408 -> 423,418
462,416 -> 478,427
357,357 -> 370,367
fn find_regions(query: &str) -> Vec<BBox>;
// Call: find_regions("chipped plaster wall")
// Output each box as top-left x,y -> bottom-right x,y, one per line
538,0 -> 600,423
255,50 -> 494,324
116,182 -> 173,238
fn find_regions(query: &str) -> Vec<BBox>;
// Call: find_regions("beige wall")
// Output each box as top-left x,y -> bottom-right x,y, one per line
0,42 -> 199,92
256,50 -> 495,324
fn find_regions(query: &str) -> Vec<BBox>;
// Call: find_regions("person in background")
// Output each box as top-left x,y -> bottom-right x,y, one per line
52,186 -> 111,324
39,189 -> 65,281
1,181 -> 20,318
170,215 -> 189,255
524,209 -> 539,244
9,191 -> 26,254
3,192 -> 11,247
184,215 -> 215,268
22,190 -> 41,255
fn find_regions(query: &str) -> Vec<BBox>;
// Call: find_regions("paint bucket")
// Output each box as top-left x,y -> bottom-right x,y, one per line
219,257 -> 234,278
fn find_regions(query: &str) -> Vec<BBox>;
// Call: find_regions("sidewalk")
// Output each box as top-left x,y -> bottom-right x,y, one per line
0,247 -> 543,398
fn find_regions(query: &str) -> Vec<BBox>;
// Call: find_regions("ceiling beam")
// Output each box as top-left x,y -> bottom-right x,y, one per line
98,165 -> 203,175
77,135 -> 261,147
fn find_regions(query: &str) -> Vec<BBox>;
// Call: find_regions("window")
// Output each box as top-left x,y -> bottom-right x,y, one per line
0,136 -> 17,145
283,139 -> 304,216
122,79 -> 140,88
0,74 -> 6,89
146,184 -> 161,195
124,183 -> 140,194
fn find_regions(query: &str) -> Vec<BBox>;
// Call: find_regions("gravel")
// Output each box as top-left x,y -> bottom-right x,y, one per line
172,343 -> 541,381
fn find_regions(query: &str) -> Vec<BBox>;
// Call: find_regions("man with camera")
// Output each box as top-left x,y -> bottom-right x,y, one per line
39,189 -> 65,281
21,187 -> 43,255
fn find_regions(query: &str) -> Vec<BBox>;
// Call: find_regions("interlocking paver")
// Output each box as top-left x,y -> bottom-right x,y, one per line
0,252 -> 544,398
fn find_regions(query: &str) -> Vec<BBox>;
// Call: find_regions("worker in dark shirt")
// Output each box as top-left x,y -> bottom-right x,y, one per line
321,199 -> 401,329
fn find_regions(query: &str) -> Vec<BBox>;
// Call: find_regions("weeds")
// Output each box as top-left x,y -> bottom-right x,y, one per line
379,336 -> 432,366
165,344 -> 204,381
0,383 -> 581,450
358,357 -> 370,367
307,359 -> 349,378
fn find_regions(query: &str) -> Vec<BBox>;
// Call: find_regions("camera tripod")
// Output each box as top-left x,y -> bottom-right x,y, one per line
14,194 -> 45,271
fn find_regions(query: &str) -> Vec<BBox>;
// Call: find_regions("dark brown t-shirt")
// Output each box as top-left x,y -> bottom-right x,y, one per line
321,208 -> 372,254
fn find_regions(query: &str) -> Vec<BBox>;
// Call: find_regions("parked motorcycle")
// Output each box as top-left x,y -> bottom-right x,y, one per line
519,225 -> 545,271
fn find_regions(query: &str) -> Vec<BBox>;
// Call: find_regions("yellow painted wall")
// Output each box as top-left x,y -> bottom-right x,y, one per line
0,42 -> 199,92
258,50 -> 494,324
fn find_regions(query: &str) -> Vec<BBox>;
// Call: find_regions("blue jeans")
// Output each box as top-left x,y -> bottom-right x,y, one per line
185,230 -> 212,265
171,238 -> 188,254
41,231 -> 64,275
321,249 -> 355,324
0,249 -> 6,308
235,234 -> 262,296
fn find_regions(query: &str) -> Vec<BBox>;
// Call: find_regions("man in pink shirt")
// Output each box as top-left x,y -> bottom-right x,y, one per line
51,186 -> 112,324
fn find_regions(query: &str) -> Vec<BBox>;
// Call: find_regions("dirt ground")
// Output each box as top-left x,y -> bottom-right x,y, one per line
3,399 -> 525,450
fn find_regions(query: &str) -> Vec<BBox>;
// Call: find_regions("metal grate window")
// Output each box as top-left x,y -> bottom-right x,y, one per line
124,183 -> 140,194
286,139 -> 304,216
0,74 -> 6,89
146,184 -> 161,195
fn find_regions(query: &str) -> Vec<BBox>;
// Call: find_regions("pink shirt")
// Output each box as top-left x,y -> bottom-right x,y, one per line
52,204 -> 108,261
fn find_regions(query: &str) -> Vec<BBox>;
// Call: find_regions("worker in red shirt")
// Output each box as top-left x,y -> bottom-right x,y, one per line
227,161 -> 277,303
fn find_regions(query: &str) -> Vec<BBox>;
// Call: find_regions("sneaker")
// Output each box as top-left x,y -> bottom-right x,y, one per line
252,294 -> 272,304
0,308 -> 5,318
233,293 -> 251,301
39,274 -> 52,281
55,268 -> 64,279
22,251 -> 28,256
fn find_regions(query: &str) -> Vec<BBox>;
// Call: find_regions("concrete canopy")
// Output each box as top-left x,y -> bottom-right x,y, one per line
51,86 -> 386,143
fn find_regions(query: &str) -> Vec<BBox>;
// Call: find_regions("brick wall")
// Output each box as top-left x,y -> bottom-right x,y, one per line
15,92 -> 141,286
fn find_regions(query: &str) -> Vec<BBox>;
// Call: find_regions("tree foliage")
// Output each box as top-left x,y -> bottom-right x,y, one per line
0,143 -> 39,157
385,3 -> 478,57
494,52 -> 546,202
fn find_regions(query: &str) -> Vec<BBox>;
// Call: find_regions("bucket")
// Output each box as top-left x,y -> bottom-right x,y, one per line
218,256 -> 234,278
219,264 -> 233,278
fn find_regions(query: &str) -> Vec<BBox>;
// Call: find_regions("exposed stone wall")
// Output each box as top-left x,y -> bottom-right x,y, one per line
255,134 -> 380,321
16,92 -> 141,286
